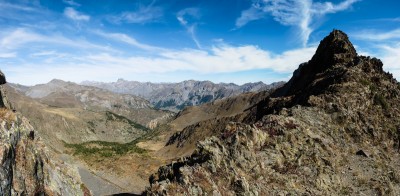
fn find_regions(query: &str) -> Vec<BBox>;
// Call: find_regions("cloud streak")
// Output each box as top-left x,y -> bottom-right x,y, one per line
177,8 -> 202,49
63,0 -> 80,7
93,30 -> 165,51
0,2 -> 38,12
64,7 -> 90,21
0,52 -> 16,58
354,28 -> 400,41
236,0 -> 360,46
379,43 -> 400,80
350,28 -> 400,79
0,28 -> 114,52
109,1 -> 163,24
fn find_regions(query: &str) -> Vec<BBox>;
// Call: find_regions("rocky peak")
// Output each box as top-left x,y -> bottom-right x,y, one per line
273,29 -> 358,97
249,29 -> 397,122
48,78 -> 69,85
117,78 -> 127,83
310,29 -> 357,68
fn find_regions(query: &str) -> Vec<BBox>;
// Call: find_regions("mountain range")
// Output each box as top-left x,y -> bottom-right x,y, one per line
82,79 -> 283,112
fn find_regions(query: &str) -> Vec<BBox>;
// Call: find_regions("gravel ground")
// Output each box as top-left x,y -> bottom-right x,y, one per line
78,166 -> 123,196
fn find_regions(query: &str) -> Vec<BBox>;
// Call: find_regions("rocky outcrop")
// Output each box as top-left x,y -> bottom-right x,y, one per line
147,113 -> 176,129
0,72 -> 10,109
0,71 -> 5,85
145,30 -> 400,195
0,71 -> 89,195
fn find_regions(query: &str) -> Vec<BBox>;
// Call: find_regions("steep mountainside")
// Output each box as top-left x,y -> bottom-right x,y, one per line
0,71 -> 89,195
145,30 -> 400,195
82,79 -> 283,112
12,79 -> 171,125
143,90 -> 273,159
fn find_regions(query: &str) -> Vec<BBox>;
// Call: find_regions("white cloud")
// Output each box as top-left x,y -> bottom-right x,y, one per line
177,8 -> 202,49
0,2 -> 37,12
31,51 -> 56,56
109,4 -> 162,24
4,44 -> 316,85
235,4 -> 265,28
0,28 -> 42,50
64,7 -> 90,21
93,30 -> 164,51
63,0 -> 80,7
378,43 -> 400,78
0,52 -> 16,58
350,29 -> 400,80
0,28 -> 114,52
236,0 -> 359,46
354,28 -> 400,41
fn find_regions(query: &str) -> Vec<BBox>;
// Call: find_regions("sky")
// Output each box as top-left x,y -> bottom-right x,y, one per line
0,0 -> 399,85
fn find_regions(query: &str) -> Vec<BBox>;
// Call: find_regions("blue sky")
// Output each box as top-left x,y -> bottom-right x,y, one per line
0,0 -> 399,85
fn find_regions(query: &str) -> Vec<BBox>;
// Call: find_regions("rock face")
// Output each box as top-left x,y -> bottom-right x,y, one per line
0,71 -> 5,84
0,72 -> 88,195
82,80 -> 283,112
0,72 -> 9,108
145,30 -> 400,195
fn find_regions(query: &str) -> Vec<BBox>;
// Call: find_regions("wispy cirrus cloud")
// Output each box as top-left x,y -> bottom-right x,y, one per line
64,7 -> 90,21
93,30 -> 164,51
62,0 -> 80,7
0,28 -> 42,50
0,52 -> 16,58
177,8 -> 202,49
353,28 -> 400,79
31,50 -> 57,57
108,1 -> 163,24
353,28 -> 400,41
378,43 -> 400,79
0,28 -> 114,52
236,0 -> 360,46
0,1 -> 47,22
0,2 -> 38,12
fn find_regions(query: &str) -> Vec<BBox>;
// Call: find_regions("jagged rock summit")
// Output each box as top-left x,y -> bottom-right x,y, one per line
275,30 -> 358,98
311,29 -> 357,67
256,29 -> 390,121
145,30 -> 400,195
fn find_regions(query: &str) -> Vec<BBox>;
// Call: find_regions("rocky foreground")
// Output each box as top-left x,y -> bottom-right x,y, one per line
0,72 -> 88,195
145,30 -> 400,195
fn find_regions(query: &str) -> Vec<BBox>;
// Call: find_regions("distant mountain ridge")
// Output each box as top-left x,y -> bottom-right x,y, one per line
81,79 -> 284,111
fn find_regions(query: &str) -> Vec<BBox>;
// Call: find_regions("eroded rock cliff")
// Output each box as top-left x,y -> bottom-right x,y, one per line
0,71 -> 89,195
